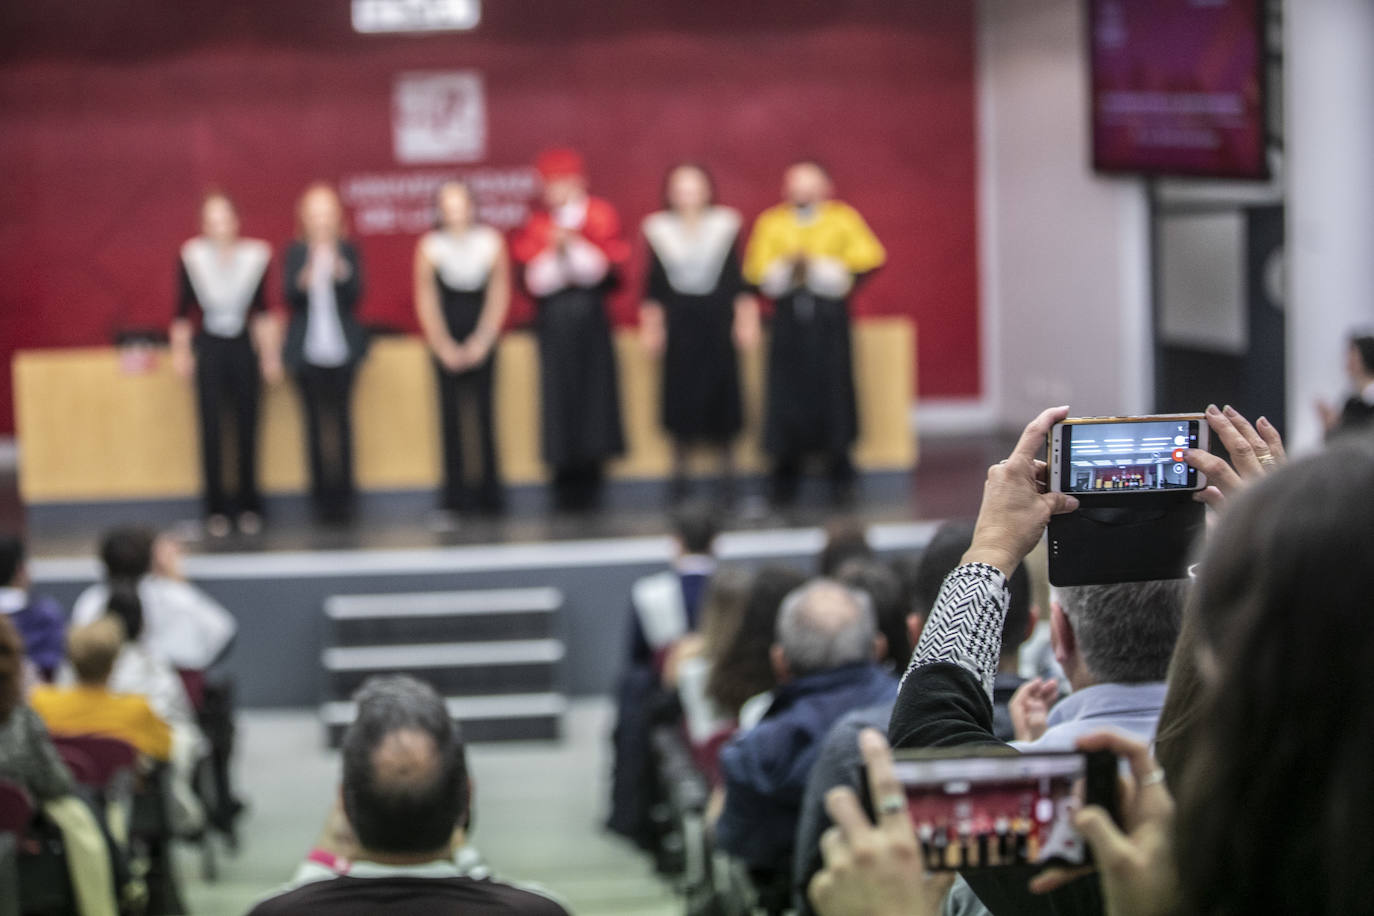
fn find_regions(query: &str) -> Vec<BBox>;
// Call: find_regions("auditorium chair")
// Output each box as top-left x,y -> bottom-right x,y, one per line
0,776 -> 76,916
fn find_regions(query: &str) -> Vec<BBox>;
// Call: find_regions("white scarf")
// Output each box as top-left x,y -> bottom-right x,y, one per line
422,226 -> 502,292
180,237 -> 271,337
642,206 -> 740,296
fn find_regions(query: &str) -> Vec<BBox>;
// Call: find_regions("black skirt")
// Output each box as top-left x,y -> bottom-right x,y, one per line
535,287 -> 626,467
661,289 -> 743,443
763,291 -> 858,458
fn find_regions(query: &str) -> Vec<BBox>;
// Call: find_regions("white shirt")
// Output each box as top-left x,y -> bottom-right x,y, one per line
303,247 -> 350,367
71,576 -> 237,671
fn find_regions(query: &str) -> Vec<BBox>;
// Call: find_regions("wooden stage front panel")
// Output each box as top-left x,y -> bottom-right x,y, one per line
14,319 -> 915,502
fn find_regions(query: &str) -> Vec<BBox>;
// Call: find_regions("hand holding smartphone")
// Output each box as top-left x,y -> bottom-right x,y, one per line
1049,414 -> 1209,496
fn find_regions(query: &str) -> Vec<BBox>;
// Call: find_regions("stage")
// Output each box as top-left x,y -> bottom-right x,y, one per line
5,434 -> 1009,743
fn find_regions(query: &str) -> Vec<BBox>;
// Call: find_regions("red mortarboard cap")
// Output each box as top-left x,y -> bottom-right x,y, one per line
535,147 -> 586,181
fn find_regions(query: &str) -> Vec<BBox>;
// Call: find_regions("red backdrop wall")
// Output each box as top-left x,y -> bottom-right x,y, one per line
0,0 -> 979,436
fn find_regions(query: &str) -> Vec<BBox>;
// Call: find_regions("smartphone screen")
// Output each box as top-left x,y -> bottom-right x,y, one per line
892,752 -> 1100,871
1060,418 -> 1202,494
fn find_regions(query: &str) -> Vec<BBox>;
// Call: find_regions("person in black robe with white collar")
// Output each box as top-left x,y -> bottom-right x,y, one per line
170,192 -> 279,538
414,181 -> 511,517
640,163 -> 759,506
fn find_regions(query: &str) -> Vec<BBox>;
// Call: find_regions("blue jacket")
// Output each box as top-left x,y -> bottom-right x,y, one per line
716,662 -> 897,870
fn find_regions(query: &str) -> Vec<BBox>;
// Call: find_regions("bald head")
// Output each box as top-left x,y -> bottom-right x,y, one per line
775,579 -> 876,677
341,676 -> 468,857
371,727 -> 442,793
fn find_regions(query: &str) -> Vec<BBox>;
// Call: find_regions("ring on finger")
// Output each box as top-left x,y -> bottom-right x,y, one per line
1258,454 -> 1278,467
878,793 -> 906,817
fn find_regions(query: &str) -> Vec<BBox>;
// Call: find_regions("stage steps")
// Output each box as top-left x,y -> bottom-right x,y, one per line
320,587 -> 566,746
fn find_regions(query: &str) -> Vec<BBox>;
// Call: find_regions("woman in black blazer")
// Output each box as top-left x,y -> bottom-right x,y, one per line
282,182 -> 368,524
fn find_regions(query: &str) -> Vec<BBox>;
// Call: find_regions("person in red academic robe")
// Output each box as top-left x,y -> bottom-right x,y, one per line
510,148 -> 628,512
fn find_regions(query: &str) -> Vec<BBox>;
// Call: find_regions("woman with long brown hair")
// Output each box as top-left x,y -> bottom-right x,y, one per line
282,183 -> 368,524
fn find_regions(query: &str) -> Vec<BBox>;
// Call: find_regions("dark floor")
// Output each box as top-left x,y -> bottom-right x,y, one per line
1,434 -> 1014,558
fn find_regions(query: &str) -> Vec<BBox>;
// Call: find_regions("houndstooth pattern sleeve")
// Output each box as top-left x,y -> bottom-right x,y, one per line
901,563 -> 1010,702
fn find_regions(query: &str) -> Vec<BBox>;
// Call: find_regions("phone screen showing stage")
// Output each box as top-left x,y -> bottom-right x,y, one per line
893,753 -> 1090,870
1063,419 -> 1200,493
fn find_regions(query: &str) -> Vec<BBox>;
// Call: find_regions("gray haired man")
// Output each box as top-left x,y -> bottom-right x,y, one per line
714,579 -> 898,877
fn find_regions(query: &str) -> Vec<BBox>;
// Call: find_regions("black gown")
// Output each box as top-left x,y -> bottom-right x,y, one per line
535,282 -> 626,468
764,289 -> 859,459
643,215 -> 745,444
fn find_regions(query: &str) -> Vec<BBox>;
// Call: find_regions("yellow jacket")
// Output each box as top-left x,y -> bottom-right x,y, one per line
742,200 -> 886,288
29,684 -> 173,761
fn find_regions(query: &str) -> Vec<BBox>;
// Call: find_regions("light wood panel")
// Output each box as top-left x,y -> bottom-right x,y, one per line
14,319 -> 916,502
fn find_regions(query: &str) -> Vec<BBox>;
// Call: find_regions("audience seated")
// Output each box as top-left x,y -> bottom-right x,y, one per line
30,617 -> 172,762
0,614 -> 120,916
816,517 -> 873,577
792,520 -> 1036,914
249,675 -> 568,915
1005,580 -> 1184,751
705,565 -> 808,727
835,558 -> 910,674
608,501 -> 719,849
71,527 -> 237,673
714,579 -> 896,878
0,615 -> 74,804
0,533 -> 66,683
663,565 -> 754,782
802,403 -> 1319,916
74,587 -> 205,835
806,403 -> 1374,916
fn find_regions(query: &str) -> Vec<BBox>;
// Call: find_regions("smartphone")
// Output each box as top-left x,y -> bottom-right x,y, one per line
884,749 -> 1119,872
1049,414 -> 1208,495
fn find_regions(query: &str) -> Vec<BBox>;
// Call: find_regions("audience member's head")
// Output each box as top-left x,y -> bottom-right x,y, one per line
836,559 -> 911,673
699,565 -> 754,666
771,579 -> 878,682
341,675 -> 469,860
0,614 -> 22,723
1348,332 -> 1374,387
99,526 -> 154,584
0,534 -> 26,590
886,552 -> 924,620
68,617 -> 125,687
1171,438 -> 1374,914
817,517 -> 872,577
672,501 -> 721,558
1052,580 -> 1186,690
105,584 -> 144,643
912,520 -> 1034,666
706,565 -> 807,714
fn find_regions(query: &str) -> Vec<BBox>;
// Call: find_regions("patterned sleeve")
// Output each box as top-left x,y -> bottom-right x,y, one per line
902,563 -> 1010,702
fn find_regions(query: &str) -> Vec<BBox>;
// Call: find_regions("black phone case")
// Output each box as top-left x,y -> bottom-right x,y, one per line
1047,491 -> 1205,587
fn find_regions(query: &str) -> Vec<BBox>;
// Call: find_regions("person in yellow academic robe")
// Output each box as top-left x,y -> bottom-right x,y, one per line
742,162 -> 885,507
